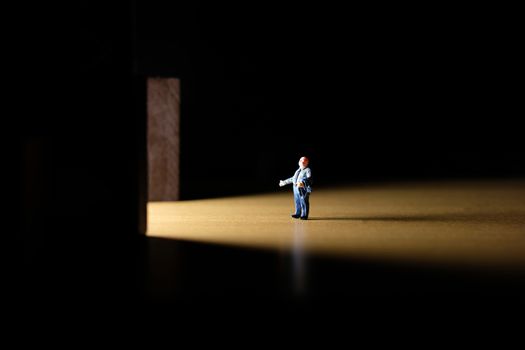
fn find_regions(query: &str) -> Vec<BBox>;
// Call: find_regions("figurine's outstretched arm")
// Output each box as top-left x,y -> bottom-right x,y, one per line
279,176 -> 294,187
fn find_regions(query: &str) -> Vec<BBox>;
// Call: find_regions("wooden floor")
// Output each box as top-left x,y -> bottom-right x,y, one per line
148,179 -> 525,271
18,180 -> 525,330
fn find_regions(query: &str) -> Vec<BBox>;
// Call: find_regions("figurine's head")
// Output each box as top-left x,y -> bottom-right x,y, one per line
299,156 -> 309,169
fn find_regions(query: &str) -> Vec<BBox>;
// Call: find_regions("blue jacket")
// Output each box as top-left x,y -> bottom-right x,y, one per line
283,167 -> 312,195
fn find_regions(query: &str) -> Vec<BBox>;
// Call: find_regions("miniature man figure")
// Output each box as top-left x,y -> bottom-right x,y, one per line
279,156 -> 312,220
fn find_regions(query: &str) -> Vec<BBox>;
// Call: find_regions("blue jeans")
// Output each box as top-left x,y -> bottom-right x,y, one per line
294,187 -> 310,218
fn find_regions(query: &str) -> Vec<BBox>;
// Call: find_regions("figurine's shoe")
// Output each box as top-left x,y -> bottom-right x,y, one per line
300,216 -> 308,220
291,214 -> 301,219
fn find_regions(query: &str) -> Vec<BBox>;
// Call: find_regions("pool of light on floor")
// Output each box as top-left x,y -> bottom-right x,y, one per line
147,181 -> 525,269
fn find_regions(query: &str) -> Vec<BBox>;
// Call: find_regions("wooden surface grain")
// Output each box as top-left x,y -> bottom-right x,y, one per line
148,179 -> 525,270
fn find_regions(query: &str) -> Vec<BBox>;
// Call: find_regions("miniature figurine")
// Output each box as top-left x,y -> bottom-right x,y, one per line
279,156 -> 312,220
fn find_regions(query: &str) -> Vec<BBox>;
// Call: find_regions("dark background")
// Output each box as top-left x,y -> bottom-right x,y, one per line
136,1 -> 523,198
14,1 -> 524,207
9,1 -> 524,331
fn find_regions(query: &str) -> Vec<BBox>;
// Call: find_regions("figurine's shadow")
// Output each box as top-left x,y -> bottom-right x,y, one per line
308,212 -> 525,223
308,216 -> 432,221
